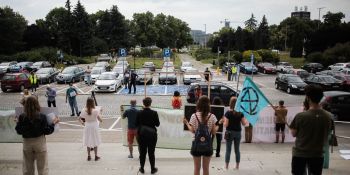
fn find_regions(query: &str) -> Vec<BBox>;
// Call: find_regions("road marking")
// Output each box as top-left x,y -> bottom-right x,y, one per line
59,129 -> 120,132
164,85 -> 168,95
59,121 -> 84,128
73,85 -> 85,94
108,116 -> 121,130
57,87 -> 69,93
37,84 -> 48,90
152,78 -> 157,86
116,87 -> 124,94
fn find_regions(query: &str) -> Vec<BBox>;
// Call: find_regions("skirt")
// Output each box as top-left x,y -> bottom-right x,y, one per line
83,121 -> 101,147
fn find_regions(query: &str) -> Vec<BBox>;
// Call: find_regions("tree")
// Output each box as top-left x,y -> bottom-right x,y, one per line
244,13 -> 257,32
131,12 -> 158,47
323,12 -> 345,26
234,26 -> 245,51
255,15 -> 270,49
0,6 -> 27,55
269,24 -> 284,50
22,24 -> 51,50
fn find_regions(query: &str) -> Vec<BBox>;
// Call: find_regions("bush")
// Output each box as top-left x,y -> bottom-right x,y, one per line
242,50 -> 262,63
306,52 -> 324,63
257,49 -> 280,63
306,42 -> 350,66
193,49 -> 215,61
138,48 -> 153,58
231,51 -> 243,63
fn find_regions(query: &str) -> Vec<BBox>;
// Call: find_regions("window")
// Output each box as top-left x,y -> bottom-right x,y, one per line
210,85 -> 220,94
19,74 -> 27,80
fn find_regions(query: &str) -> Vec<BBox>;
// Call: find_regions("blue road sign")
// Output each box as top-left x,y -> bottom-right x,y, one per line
163,48 -> 171,57
119,48 -> 127,57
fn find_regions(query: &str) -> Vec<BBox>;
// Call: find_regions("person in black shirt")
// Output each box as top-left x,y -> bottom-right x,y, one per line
15,96 -> 59,175
129,70 -> 138,94
212,97 -> 224,157
136,97 -> 160,174
223,97 -> 248,170
204,67 -> 211,81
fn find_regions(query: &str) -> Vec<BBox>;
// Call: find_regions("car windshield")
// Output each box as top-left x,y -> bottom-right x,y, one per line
137,69 -> 147,74
62,67 -> 75,74
161,68 -> 174,72
113,68 -> 123,74
17,62 -> 29,66
287,76 -> 304,83
2,75 -> 16,80
320,77 -> 336,83
182,62 -> 191,67
186,69 -> 198,73
263,63 -> 274,67
91,69 -> 101,74
242,62 -> 253,66
33,62 -> 42,66
98,74 -> 114,80
95,62 -> 105,67
36,68 -> 51,74
0,63 -> 10,66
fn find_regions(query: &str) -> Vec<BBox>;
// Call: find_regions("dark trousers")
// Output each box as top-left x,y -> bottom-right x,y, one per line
212,133 -> 222,155
47,100 -> 56,107
124,78 -> 129,89
129,81 -> 136,93
138,137 -> 157,169
292,156 -> 324,175
30,84 -> 37,92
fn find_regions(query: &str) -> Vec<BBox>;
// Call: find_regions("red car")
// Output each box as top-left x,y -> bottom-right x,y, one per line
333,74 -> 350,91
1,73 -> 31,92
257,62 -> 276,74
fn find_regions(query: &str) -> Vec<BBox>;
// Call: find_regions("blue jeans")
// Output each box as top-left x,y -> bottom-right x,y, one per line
86,75 -> 91,85
68,98 -> 79,115
225,130 -> 241,163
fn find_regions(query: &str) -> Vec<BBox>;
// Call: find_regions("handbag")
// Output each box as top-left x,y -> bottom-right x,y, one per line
224,130 -> 231,140
329,130 -> 338,147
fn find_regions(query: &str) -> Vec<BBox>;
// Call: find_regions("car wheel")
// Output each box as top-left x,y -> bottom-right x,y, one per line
287,87 -> 292,94
174,79 -> 177,84
1,87 -> 7,92
20,85 -> 25,92
263,70 -> 266,74
48,78 -> 51,84
72,78 -> 75,83
275,83 -> 279,89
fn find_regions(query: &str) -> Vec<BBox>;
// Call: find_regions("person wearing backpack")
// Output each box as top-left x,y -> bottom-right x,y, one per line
183,96 -> 221,175
223,97 -> 249,170
171,91 -> 182,109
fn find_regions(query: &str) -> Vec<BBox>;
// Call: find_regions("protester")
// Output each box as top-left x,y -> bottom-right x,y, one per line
85,66 -> 92,86
211,96 -> 224,157
231,64 -> 237,81
20,89 -> 31,106
29,71 -> 38,92
171,91 -> 182,109
15,96 -> 59,175
122,99 -> 139,158
124,70 -> 130,89
290,85 -> 332,175
204,67 -> 211,82
224,97 -> 248,170
245,123 -> 253,143
136,97 -> 160,174
194,85 -> 202,103
66,83 -> 80,116
79,97 -> 102,161
183,96 -> 219,175
227,65 -> 232,81
273,100 -> 288,143
45,86 -> 57,107
129,70 -> 138,94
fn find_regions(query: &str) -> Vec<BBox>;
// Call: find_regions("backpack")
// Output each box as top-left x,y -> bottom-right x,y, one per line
191,113 -> 213,153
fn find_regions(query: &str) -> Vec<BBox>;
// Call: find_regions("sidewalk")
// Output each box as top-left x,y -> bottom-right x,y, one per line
0,142 -> 348,175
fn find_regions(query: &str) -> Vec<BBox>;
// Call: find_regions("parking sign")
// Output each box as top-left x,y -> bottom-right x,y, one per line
163,48 -> 171,57
119,48 -> 127,57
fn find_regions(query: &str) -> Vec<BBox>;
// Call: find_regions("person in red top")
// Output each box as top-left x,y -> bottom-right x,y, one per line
171,91 -> 182,109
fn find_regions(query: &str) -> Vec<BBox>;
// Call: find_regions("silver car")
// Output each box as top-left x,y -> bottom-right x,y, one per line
159,67 -> 177,84
56,66 -> 85,83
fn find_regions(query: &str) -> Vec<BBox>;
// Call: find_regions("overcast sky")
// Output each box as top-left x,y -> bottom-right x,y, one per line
2,0 -> 350,33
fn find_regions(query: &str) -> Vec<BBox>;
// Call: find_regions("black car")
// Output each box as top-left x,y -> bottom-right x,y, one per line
275,74 -> 307,94
321,91 -> 350,121
304,74 -> 343,91
316,70 -> 344,77
36,67 -> 60,84
301,63 -> 324,73
186,82 -> 238,106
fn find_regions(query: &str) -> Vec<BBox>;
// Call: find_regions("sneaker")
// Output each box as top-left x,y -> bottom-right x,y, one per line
151,167 -> 158,174
216,154 -> 220,157
77,111 -> 81,117
128,155 -> 133,158
139,167 -> 145,174
95,156 -> 100,161
70,114 -> 75,117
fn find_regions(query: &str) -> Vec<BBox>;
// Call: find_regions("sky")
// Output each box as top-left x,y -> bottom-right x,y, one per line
2,0 -> 350,33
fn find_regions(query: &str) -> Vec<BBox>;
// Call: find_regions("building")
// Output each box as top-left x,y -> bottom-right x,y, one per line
190,30 -> 211,46
291,6 -> 310,20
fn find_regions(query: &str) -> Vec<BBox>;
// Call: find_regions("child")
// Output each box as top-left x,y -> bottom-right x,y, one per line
171,91 -> 182,109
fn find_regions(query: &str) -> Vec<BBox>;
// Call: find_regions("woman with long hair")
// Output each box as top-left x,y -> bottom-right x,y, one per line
184,96 -> 219,175
224,97 -> 248,170
79,97 -> 102,161
16,96 -> 59,175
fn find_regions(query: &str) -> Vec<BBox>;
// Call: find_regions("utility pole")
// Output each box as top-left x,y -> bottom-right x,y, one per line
318,7 -> 326,29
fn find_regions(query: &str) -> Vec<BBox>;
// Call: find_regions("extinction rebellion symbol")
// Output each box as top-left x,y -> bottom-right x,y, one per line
240,87 -> 259,115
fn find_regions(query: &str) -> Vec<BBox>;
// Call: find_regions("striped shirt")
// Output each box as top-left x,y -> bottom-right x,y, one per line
189,112 -> 217,134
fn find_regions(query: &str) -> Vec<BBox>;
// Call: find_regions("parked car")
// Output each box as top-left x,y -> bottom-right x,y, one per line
94,72 -> 122,92
221,62 -> 236,73
163,61 -> 174,69
1,73 -> 31,92
304,74 -> 343,91
180,62 -> 193,72
97,54 -> 112,62
284,69 -> 310,80
56,66 -> 85,84
333,74 -> 350,91
0,61 -> 17,73
94,61 -> 110,70
275,74 -> 307,94
90,67 -> 106,84
142,62 -> 156,72
115,61 -> 129,70
276,62 -> 293,73
301,63 -> 324,73
136,68 -> 153,85
238,62 -> 258,74
9,62 -> 33,72
316,70 -> 344,77
36,67 -> 60,84
341,68 -> 350,75
159,67 -> 177,84
31,61 -> 51,72
321,91 -> 350,121
186,82 -> 238,106
328,63 -> 350,71
257,62 -> 277,74
112,66 -> 127,79
183,68 -> 202,85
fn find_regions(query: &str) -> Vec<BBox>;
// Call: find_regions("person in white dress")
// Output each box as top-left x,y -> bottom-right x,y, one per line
79,97 -> 102,161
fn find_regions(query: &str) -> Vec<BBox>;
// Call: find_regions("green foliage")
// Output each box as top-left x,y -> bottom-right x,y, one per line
139,48 -> 154,58
257,49 -> 280,63
245,13 -> 257,32
307,42 -> 350,66
193,49 -> 216,61
242,50 -> 262,62
306,52 -> 324,63
231,51 -> 243,63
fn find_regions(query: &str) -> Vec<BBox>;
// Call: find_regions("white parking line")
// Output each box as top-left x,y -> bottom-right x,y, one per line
152,78 -> 157,86
59,122 -> 84,128
108,117 -> 121,130
57,87 -> 69,93
73,85 -> 85,94
116,87 -> 124,94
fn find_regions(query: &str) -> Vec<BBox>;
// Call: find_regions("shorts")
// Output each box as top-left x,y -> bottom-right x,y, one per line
190,150 -> 213,157
127,129 -> 137,145
275,123 -> 286,132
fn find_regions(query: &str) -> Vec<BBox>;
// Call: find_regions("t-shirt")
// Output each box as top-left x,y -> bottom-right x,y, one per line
275,106 -> 288,124
136,108 -> 160,131
66,87 -> 77,99
290,109 -> 332,157
123,107 -> 139,129
171,97 -> 182,109
80,108 -> 99,123
189,112 -> 217,134
224,110 -> 244,131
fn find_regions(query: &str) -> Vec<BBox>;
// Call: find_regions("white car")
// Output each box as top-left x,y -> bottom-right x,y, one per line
115,61 -> 129,69
328,63 -> 350,71
277,62 -> 293,73
181,62 -> 193,72
94,72 -> 122,92
0,61 -> 17,73
90,67 -> 106,83
183,68 -> 202,85
112,66 -> 126,79
94,61 -> 110,70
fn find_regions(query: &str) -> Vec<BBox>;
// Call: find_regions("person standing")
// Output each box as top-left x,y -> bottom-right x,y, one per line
79,97 -> 102,161
124,70 -> 130,89
211,97 -> 224,157
129,70 -> 138,94
66,83 -> 80,117
204,67 -> 211,82
136,97 -> 160,174
231,64 -> 237,81
29,71 -> 38,92
122,99 -> 139,158
15,96 -> 59,175
183,96 -> 219,175
227,65 -> 232,81
290,85 -> 332,175
171,91 -> 182,109
85,66 -> 92,86
45,86 -> 57,107
273,100 -> 288,143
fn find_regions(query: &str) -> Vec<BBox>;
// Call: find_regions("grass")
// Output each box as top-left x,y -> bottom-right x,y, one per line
279,53 -> 305,68
126,54 -> 181,69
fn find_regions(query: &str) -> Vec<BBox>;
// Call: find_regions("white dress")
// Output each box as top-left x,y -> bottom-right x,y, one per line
81,108 -> 101,147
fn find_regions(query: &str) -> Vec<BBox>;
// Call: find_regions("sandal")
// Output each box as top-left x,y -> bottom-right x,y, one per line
87,156 -> 91,161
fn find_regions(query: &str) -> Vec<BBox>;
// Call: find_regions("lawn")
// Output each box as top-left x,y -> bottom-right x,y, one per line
279,53 -> 305,68
126,55 -> 181,69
